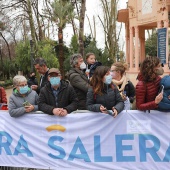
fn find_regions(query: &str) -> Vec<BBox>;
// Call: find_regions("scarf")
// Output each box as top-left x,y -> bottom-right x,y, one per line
112,75 -> 127,92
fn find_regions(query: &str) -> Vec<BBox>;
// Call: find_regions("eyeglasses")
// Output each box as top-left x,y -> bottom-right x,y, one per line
17,84 -> 27,87
110,70 -> 117,72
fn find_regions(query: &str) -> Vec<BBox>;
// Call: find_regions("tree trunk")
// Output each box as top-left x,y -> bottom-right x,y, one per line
58,27 -> 65,78
27,0 -> 36,42
79,0 -> 86,57
0,32 -> 11,61
33,0 -> 44,41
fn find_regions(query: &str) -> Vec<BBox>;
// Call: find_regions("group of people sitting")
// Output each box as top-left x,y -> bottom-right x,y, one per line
0,54 -> 168,118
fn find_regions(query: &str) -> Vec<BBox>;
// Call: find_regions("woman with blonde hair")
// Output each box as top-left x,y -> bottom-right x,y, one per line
111,62 -> 135,109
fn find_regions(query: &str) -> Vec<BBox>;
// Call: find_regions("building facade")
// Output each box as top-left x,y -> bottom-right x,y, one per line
117,0 -> 170,76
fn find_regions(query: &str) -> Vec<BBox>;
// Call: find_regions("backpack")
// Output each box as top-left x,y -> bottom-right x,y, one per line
158,75 -> 170,111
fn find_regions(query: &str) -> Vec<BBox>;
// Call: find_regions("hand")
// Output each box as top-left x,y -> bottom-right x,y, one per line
112,107 -> 118,118
122,94 -> 127,101
25,105 -> 34,113
100,105 -> 107,113
155,92 -> 163,104
53,108 -> 68,116
31,85 -> 38,90
60,109 -> 68,116
85,69 -> 90,74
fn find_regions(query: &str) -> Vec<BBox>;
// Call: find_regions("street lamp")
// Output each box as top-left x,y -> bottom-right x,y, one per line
29,34 -> 34,72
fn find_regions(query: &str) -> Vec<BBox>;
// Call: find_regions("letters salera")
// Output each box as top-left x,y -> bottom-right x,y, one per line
0,110 -> 169,170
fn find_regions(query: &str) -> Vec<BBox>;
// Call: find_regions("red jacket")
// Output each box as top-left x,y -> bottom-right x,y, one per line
0,87 -> 7,103
136,74 -> 161,111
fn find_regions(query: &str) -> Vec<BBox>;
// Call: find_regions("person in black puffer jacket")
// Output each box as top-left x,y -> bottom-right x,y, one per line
38,68 -> 78,116
86,66 -> 124,118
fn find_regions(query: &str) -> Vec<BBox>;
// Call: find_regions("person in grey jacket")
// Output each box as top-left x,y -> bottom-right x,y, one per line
9,75 -> 39,117
67,53 -> 89,110
38,68 -> 78,116
86,66 -> 124,117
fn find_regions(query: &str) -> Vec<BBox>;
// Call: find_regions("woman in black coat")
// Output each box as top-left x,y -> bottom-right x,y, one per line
86,66 -> 124,117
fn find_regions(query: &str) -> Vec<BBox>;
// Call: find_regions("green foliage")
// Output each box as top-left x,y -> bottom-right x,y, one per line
15,39 -> 59,74
84,35 -> 92,49
36,40 -> 59,68
51,0 -> 74,28
69,35 -> 79,53
3,58 -> 17,78
15,40 -> 30,74
145,32 -> 157,57
84,40 -> 102,61
101,48 -> 113,66
0,79 -> 13,88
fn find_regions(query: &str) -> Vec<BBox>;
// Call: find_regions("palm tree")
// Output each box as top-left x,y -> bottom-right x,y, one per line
51,0 -> 74,77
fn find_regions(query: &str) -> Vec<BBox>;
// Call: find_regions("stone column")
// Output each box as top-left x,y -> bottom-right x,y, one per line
129,27 -> 133,70
125,23 -> 130,66
135,26 -> 139,71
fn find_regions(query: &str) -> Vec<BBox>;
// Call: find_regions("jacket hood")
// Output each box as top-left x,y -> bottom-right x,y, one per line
89,61 -> 102,69
12,87 -> 32,97
160,75 -> 170,89
136,73 -> 144,81
67,68 -> 82,77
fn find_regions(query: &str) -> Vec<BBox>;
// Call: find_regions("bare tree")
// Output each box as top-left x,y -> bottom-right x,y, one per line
98,0 -> 121,62
78,0 -> 86,57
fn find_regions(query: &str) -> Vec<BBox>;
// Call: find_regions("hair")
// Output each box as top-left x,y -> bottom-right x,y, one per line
140,56 -> 160,82
33,57 -> 47,66
86,52 -> 95,60
90,66 -> 110,95
111,62 -> 128,76
13,75 -> 27,87
70,53 -> 83,67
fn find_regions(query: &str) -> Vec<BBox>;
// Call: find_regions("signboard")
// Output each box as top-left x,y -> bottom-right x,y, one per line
158,28 -> 167,64
0,110 -> 170,170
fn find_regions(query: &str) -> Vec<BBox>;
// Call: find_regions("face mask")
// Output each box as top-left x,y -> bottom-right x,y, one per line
110,72 -> 116,78
80,62 -> 86,70
104,75 -> 112,85
19,85 -> 29,94
50,77 -> 60,86
31,76 -> 35,80
155,67 -> 164,75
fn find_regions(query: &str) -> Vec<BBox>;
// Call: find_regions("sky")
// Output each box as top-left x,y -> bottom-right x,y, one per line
63,0 -> 128,50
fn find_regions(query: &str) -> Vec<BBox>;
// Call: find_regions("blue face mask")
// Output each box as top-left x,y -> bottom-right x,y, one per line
50,77 -> 60,86
19,85 -> 29,94
104,75 -> 112,85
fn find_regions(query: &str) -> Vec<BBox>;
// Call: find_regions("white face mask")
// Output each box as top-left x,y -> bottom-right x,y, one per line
111,72 -> 116,79
80,62 -> 86,70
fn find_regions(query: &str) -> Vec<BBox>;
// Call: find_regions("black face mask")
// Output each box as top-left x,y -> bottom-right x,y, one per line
30,76 -> 35,80
155,67 -> 164,76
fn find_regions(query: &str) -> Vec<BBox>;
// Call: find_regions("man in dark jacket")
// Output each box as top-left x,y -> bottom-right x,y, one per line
67,53 -> 89,110
38,68 -> 78,116
33,57 -> 49,94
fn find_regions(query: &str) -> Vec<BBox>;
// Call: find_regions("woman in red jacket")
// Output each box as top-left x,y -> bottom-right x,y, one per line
0,86 -> 7,103
136,56 -> 163,111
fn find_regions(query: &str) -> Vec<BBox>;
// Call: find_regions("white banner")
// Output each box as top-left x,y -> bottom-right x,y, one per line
0,110 -> 170,170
